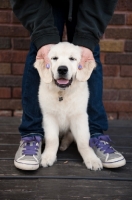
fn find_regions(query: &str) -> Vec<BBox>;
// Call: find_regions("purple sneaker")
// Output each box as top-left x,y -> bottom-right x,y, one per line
90,135 -> 126,168
14,136 -> 42,170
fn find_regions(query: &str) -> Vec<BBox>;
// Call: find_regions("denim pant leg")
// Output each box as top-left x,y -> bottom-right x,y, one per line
19,3 -> 66,138
58,4 -> 108,135
19,43 -> 44,138
88,45 -> 108,136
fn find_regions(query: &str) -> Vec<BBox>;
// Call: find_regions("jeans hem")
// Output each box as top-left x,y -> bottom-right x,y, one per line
90,132 -> 104,138
20,132 -> 44,139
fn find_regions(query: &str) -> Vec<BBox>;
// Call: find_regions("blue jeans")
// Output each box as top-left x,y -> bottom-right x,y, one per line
19,1 -> 108,137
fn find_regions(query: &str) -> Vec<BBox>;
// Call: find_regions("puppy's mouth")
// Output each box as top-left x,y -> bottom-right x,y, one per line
55,78 -> 72,88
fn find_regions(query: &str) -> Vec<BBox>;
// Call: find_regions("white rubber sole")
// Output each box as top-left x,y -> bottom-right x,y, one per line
14,160 -> 39,171
103,158 -> 126,168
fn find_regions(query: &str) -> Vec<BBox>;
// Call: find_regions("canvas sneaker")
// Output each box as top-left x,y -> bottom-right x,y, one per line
90,135 -> 126,168
14,136 -> 42,170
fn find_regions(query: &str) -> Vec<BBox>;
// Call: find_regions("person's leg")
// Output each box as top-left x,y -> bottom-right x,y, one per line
19,43 -> 44,138
15,1 -> 67,171
19,0 -> 68,137
66,1 -> 108,134
65,3 -> 126,168
88,45 -> 108,136
14,43 -> 43,170
88,46 -> 126,168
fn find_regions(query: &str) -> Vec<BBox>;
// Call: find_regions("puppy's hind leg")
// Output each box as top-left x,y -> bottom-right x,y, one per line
60,131 -> 74,151
41,114 -> 59,167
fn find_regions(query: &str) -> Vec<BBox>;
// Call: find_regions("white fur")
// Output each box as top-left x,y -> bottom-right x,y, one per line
34,42 -> 103,170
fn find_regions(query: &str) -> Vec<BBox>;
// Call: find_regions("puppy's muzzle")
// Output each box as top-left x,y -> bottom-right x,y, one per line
55,65 -> 72,88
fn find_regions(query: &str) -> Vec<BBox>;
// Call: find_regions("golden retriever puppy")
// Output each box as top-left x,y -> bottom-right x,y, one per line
34,42 -> 102,170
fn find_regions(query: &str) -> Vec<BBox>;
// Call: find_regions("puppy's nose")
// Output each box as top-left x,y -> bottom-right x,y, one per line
58,66 -> 68,75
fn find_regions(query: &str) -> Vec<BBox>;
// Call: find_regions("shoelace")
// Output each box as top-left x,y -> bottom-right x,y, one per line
21,136 -> 41,156
89,135 -> 115,154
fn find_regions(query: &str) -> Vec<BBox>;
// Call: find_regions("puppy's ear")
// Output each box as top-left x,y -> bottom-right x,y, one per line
76,60 -> 96,82
34,59 -> 52,83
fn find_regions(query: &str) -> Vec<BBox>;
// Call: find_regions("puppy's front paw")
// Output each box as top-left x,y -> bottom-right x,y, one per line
41,152 -> 57,167
84,155 -> 103,171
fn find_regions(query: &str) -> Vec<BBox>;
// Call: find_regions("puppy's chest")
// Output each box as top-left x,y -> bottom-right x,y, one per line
41,94 -> 72,132
43,93 -> 74,115
39,83 -> 88,115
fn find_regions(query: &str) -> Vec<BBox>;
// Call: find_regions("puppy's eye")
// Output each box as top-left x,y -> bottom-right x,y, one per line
69,57 -> 76,61
51,57 -> 58,60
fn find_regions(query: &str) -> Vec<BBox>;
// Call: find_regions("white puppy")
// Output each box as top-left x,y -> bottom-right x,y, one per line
34,42 -> 102,170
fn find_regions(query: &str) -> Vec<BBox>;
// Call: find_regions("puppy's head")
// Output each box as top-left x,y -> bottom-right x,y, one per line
34,42 -> 96,88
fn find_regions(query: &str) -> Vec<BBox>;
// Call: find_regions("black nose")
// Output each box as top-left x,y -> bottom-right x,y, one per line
58,66 -> 68,75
